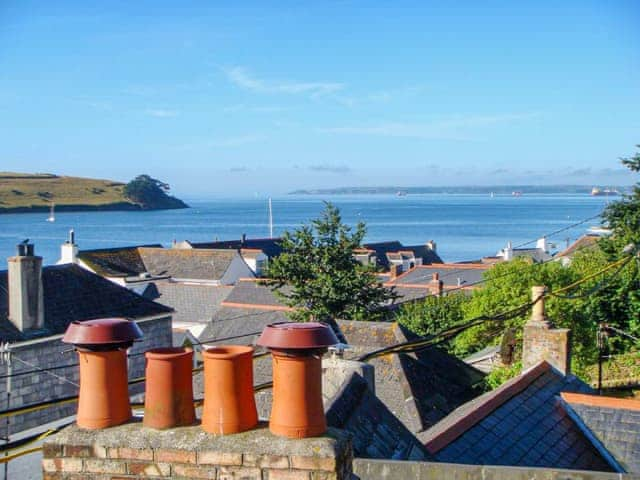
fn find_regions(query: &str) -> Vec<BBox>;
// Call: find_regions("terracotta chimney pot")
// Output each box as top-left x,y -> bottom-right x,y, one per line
257,322 -> 338,438
62,318 -> 143,429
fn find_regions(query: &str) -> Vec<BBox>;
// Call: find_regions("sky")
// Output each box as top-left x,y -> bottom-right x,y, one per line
0,1 -> 638,196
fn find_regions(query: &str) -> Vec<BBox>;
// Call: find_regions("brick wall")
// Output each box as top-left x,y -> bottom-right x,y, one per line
522,324 -> 571,375
42,423 -> 353,479
0,315 -> 172,437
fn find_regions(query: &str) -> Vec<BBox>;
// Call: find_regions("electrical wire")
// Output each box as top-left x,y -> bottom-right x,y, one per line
512,213 -> 603,249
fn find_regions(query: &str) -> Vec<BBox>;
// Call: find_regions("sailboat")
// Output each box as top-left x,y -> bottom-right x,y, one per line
46,203 -> 55,222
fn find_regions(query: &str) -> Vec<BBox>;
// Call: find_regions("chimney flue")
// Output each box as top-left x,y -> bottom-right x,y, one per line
8,242 -> 44,331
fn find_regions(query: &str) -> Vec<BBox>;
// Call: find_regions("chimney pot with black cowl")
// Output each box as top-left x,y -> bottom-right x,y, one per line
8,242 -> 44,332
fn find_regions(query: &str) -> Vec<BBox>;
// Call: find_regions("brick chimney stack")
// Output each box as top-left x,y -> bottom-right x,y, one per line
522,286 -> 571,375
429,272 -> 443,297
8,242 -> 44,332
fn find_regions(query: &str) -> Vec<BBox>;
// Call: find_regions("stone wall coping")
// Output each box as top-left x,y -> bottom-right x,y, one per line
352,458 -> 640,480
43,421 -> 351,459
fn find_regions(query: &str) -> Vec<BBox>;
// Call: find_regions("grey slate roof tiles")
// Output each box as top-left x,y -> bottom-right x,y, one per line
337,320 -> 485,434
391,264 -> 490,288
326,372 -> 431,461
0,264 -> 172,342
190,237 -> 284,258
138,247 -> 239,280
145,281 -> 232,324
564,395 -> 640,473
423,362 -> 613,472
78,244 -> 161,277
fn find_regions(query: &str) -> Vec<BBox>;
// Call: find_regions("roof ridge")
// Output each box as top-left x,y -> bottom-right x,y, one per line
561,392 -> 640,411
423,361 -> 552,454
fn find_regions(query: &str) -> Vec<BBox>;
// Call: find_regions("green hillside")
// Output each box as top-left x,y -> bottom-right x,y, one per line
0,172 -> 187,213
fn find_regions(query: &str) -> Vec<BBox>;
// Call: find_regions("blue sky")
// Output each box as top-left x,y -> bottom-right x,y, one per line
0,1 -> 638,196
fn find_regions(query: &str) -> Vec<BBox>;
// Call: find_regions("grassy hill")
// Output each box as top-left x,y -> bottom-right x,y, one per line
0,172 -> 187,213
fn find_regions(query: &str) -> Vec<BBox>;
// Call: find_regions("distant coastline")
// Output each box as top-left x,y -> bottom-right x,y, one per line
289,185 -> 628,195
0,172 -> 188,214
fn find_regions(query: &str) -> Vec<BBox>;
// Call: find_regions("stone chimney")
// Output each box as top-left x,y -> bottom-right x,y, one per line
429,272 -> 443,297
522,286 -> 571,375
58,229 -> 78,264
8,242 -> 45,332
389,263 -> 401,280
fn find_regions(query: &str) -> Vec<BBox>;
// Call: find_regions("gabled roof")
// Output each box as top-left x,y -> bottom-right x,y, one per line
138,247 -> 241,281
144,281 -> 232,324
562,393 -> 640,473
555,234 -> 601,259
386,263 -> 491,290
326,372 -> 431,461
0,264 -> 172,342
363,241 -> 443,269
189,237 -> 283,258
422,362 -> 613,472
337,320 -> 485,435
77,244 -> 162,277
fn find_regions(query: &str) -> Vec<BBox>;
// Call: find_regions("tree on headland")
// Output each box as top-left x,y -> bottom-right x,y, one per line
266,202 -> 396,322
124,175 -> 187,210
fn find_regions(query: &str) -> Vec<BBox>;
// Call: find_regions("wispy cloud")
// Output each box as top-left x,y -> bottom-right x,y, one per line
145,109 -> 178,118
319,113 -> 540,141
229,166 -> 249,172
309,164 -> 352,174
223,66 -> 344,97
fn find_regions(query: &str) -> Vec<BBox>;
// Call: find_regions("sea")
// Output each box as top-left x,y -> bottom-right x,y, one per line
0,193 -> 611,266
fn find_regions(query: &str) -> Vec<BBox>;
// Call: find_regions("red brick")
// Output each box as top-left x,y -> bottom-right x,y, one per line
173,464 -> 217,479
42,458 -> 83,473
155,448 -> 197,464
242,453 -> 289,469
197,450 -> 242,466
109,447 -> 154,461
128,461 -> 171,476
42,443 -> 63,458
290,455 -> 336,472
217,466 -> 262,480
84,459 -> 127,474
266,469 -> 311,480
63,445 -> 93,457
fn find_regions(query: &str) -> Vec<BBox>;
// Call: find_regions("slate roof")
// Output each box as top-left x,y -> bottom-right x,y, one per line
221,280 -> 292,308
78,244 -> 161,277
562,393 -> 640,473
198,307 -> 290,346
423,362 -> 613,472
0,264 -> 173,342
337,320 -> 485,435
144,281 -> 232,324
190,237 -> 283,258
388,264 -> 491,289
138,247 -> 239,281
326,372 -> 431,461
363,241 -> 443,269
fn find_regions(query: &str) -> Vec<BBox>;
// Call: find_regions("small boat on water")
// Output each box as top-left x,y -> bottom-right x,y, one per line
591,187 -> 619,196
512,191 -> 522,197
396,191 -> 407,197
46,203 -> 55,222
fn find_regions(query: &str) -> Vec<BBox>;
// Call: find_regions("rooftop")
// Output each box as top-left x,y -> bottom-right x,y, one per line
0,264 -> 172,342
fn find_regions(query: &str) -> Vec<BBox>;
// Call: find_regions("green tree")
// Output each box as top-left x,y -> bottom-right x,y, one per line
397,292 -> 469,338
266,202 -> 396,322
601,145 -> 640,251
123,175 -> 187,210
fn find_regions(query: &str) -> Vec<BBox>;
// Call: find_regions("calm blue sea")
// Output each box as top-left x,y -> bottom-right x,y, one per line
0,194 -> 610,266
